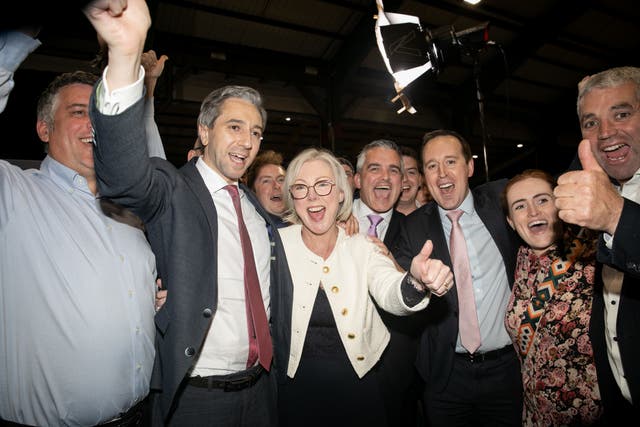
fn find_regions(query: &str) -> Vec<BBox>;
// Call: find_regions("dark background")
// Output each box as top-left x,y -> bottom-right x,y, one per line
2,0 -> 639,187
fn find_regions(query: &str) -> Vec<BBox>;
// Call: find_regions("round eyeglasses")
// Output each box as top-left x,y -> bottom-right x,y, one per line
289,180 -> 335,200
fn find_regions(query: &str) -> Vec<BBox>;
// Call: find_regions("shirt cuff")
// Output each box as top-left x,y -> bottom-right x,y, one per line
96,65 -> 145,116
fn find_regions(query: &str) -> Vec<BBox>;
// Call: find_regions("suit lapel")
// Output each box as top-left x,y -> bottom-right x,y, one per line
472,186 -> 517,284
423,202 -> 451,266
422,203 -> 458,305
384,210 -> 403,252
181,160 -> 218,230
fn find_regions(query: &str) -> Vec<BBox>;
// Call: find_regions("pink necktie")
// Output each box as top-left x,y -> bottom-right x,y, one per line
446,210 -> 481,354
367,214 -> 383,238
224,185 -> 273,370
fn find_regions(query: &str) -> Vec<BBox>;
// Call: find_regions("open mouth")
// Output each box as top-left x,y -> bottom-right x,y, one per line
307,205 -> 326,221
602,143 -> 629,162
270,194 -> 283,202
528,220 -> 548,233
438,182 -> 454,193
373,184 -> 391,198
80,137 -> 93,145
229,152 -> 247,164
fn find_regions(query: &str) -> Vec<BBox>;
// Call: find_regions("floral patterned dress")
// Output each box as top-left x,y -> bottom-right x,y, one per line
504,231 -> 603,426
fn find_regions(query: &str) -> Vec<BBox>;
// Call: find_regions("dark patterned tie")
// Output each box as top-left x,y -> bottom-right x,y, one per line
224,185 -> 273,370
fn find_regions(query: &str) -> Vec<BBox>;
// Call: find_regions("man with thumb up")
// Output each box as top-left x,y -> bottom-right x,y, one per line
555,66 -> 640,422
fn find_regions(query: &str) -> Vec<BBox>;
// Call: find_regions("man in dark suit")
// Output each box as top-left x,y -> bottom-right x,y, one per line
555,66 -> 640,422
395,129 -> 523,427
351,139 -> 421,426
85,2 -> 292,425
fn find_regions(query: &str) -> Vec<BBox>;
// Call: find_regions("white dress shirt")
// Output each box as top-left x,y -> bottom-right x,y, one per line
352,198 -> 393,240
191,159 -> 271,376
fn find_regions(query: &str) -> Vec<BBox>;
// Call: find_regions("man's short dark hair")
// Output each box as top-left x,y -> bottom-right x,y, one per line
245,149 -> 284,190
37,71 -> 99,128
421,129 -> 473,163
336,156 -> 355,174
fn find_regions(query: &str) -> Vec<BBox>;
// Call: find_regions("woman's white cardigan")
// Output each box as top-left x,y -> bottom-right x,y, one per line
279,225 -> 430,378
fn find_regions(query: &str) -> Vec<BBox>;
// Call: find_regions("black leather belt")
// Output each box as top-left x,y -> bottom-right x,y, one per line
1,400 -> 146,427
99,399 -> 145,427
189,365 -> 264,391
455,345 -> 514,363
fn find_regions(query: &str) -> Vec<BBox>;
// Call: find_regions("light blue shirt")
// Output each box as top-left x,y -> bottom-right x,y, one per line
0,31 -> 41,113
0,156 -> 157,426
438,191 -> 512,353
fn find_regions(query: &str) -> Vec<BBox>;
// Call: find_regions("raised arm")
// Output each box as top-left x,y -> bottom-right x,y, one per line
83,0 -> 149,91
141,49 -> 168,159
85,0 -> 173,223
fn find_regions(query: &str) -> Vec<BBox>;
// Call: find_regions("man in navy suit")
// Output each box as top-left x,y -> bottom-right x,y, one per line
395,129 -> 522,427
85,1 -> 292,425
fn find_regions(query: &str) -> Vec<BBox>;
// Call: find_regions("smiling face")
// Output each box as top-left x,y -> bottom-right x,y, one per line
355,146 -> 402,213
253,163 -> 286,216
399,154 -> 421,204
341,163 -> 356,191
422,135 -> 474,211
293,159 -> 344,238
579,82 -> 640,184
199,97 -> 263,183
37,83 -> 95,181
506,177 -> 562,255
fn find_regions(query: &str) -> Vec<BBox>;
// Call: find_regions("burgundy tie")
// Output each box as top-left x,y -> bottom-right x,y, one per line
446,209 -> 481,354
224,185 -> 273,371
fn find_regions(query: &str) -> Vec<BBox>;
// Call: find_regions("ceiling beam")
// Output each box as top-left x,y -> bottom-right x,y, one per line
162,0 -> 345,40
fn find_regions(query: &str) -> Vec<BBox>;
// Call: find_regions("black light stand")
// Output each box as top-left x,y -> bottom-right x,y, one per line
474,57 -> 490,183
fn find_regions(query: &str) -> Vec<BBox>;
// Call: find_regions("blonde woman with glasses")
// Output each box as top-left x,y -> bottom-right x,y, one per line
277,148 -> 453,427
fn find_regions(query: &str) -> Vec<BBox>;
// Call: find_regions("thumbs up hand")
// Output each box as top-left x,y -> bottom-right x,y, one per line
577,137 -> 606,173
554,139 -> 624,234
409,240 -> 454,297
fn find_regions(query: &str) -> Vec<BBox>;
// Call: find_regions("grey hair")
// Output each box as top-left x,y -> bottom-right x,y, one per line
577,66 -> 640,116
36,71 -> 98,128
197,85 -> 267,129
283,148 -> 353,225
355,139 -> 404,173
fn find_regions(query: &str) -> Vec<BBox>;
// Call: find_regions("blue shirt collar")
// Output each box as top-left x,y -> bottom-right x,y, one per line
40,155 -> 95,198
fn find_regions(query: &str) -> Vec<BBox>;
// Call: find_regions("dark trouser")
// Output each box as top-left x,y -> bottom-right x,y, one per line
600,379 -> 638,426
165,367 -> 277,427
375,330 -> 423,427
423,347 -> 523,427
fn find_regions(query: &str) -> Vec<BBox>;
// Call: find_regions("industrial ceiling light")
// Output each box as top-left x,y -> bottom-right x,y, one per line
464,0 -> 482,5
